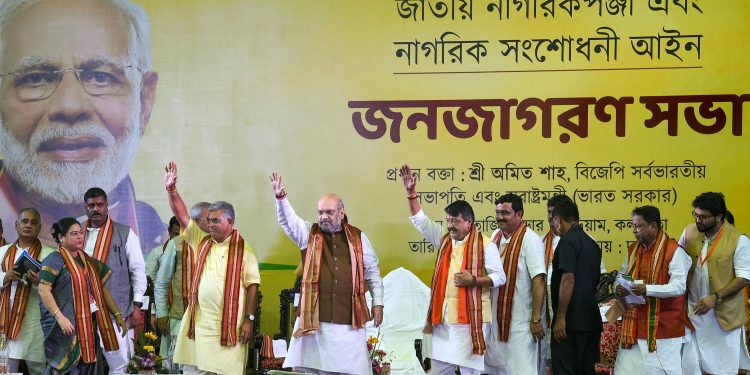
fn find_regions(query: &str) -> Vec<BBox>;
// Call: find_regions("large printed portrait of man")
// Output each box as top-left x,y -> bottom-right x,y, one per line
0,0 -> 165,249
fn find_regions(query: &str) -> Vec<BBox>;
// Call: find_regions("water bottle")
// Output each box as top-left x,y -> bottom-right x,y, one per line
0,333 -> 9,375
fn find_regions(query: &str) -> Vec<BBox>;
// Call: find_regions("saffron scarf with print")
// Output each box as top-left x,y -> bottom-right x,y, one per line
296,222 -> 369,337
620,230 -> 670,352
428,225 -> 486,355
82,217 -> 115,262
58,246 -> 119,362
0,239 -> 42,339
543,230 -> 555,269
180,240 -> 193,311
492,221 -> 527,342
186,230 -> 245,347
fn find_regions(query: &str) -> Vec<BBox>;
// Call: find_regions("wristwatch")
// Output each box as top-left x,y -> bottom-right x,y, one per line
713,291 -> 722,305
133,301 -> 143,308
245,314 -> 255,321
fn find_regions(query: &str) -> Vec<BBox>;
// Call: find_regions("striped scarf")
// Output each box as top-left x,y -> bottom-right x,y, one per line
428,225 -> 486,355
180,240 -> 193,312
543,230 -> 555,269
620,230 -> 670,352
82,217 -> 114,262
492,221 -> 526,342
296,223 -> 369,336
0,239 -> 42,339
187,230 -> 245,347
58,246 -> 119,362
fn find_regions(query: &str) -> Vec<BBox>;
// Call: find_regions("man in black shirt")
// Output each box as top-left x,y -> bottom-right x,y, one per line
550,200 -> 603,375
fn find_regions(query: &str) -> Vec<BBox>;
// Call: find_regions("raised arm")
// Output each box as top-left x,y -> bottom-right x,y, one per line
165,161 -> 190,228
270,171 -> 311,249
399,164 -> 421,216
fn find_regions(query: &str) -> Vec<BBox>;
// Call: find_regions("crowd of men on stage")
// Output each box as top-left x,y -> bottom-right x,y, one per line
1,161 -> 748,375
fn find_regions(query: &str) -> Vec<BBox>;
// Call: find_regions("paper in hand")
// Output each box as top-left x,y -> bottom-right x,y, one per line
616,274 -> 646,305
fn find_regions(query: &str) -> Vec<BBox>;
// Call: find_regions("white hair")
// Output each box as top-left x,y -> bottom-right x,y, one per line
0,0 -> 152,71
190,202 -> 211,219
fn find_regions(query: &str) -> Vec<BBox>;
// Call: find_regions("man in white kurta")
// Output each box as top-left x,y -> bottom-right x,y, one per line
486,194 -> 547,375
271,172 -> 384,375
680,192 -> 750,375
410,208 -> 504,374
172,213 -> 261,374
0,209 -> 55,375
681,234 -> 750,374
612,207 -> 692,375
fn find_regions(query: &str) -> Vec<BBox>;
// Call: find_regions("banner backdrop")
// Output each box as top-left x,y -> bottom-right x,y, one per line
1,0 -> 748,334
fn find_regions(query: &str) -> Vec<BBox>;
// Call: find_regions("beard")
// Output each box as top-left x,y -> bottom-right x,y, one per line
319,219 -> 342,234
0,109 -> 142,205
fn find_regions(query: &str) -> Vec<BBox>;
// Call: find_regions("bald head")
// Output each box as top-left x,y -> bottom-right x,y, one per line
317,193 -> 345,233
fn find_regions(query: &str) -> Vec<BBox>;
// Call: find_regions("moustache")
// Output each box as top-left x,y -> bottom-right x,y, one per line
30,122 -> 114,152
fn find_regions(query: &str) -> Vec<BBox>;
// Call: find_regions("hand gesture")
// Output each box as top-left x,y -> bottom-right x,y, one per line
553,318 -> 567,342
57,314 -> 75,336
24,270 -> 40,285
529,319 -> 545,342
115,314 -> 127,337
399,164 -> 417,194
240,320 -> 254,346
157,317 -> 170,334
164,161 -> 178,190
3,269 -> 21,285
694,294 -> 718,315
453,270 -> 474,287
372,305 -> 384,327
269,171 -> 286,197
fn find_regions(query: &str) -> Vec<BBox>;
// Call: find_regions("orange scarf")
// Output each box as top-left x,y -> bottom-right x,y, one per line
621,230 -> 669,352
187,230 -> 245,347
82,217 -> 114,262
297,223 -> 369,336
492,221 -> 526,342
58,246 -> 119,362
428,226 -> 486,355
181,240 -> 193,311
543,230 -> 555,268
0,239 -> 42,339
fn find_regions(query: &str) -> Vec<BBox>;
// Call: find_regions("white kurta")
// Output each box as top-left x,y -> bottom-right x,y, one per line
0,243 -> 55,363
613,245 -> 692,375
485,227 -> 546,375
275,197 -> 383,374
679,230 -> 750,375
410,210 -> 506,371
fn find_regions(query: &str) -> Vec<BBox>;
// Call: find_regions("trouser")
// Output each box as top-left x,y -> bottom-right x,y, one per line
98,317 -> 134,374
431,358 -> 481,375
9,358 -> 46,375
550,330 -> 600,375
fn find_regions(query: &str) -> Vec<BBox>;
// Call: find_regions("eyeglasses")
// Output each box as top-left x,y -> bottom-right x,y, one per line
0,62 -> 143,101
207,218 -> 223,224
691,211 -> 714,221
317,209 -> 338,217
65,231 -> 84,238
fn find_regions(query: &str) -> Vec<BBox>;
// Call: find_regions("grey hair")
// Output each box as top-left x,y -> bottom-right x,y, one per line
208,201 -> 235,221
17,207 -> 41,222
190,201 -> 210,219
0,0 -> 152,71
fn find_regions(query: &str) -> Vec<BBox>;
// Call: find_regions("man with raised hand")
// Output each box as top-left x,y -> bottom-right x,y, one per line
271,171 -> 384,375
400,164 -> 505,375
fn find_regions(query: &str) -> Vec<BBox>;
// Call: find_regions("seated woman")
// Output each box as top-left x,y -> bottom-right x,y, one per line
38,218 -> 127,375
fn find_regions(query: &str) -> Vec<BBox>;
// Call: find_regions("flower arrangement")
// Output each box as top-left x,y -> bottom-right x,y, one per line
367,332 -> 391,375
126,330 -> 166,374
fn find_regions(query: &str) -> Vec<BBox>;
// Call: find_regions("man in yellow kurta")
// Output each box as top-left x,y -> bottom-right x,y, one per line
164,162 -> 261,375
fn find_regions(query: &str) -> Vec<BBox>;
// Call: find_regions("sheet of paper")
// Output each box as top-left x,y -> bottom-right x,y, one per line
616,274 -> 646,305
272,339 -> 288,358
